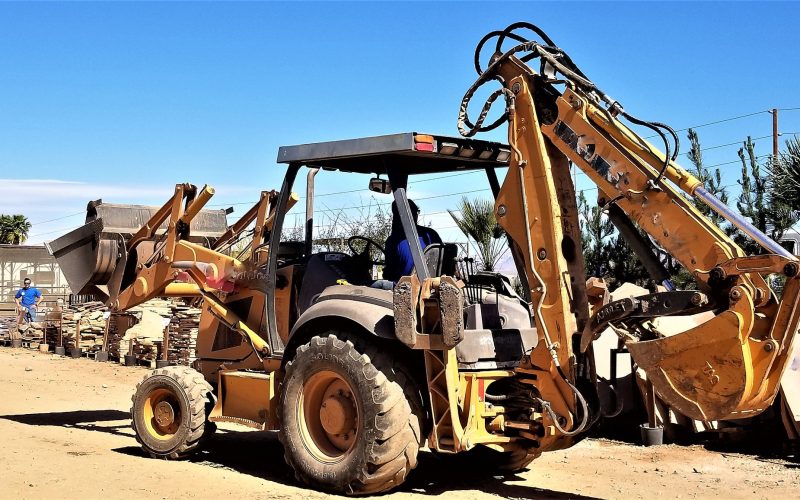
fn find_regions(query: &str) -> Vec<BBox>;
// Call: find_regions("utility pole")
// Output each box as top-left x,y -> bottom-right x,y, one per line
772,108 -> 779,166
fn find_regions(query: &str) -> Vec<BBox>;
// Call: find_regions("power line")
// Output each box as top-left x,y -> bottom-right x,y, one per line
29,211 -> 85,226
661,110 -> 769,135
27,224 -> 82,239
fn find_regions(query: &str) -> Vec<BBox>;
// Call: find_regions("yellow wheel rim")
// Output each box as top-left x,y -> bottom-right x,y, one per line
142,388 -> 182,440
298,370 -> 359,463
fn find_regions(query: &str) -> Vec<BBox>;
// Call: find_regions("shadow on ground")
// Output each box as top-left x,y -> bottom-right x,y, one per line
115,429 -> 598,499
4,407 -> 798,495
591,398 -> 800,468
0,409 -> 134,437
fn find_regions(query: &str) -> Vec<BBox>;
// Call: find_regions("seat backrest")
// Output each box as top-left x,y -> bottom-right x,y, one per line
423,243 -> 458,277
297,253 -> 370,315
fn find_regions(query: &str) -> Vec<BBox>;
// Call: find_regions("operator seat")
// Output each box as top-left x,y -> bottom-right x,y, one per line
297,252 -> 372,315
422,243 -> 458,278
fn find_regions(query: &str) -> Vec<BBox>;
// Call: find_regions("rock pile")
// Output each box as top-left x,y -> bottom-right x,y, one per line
1,314 -> 47,343
60,302 -> 107,353
107,298 -> 201,365
3,297 -> 202,366
167,305 -> 201,366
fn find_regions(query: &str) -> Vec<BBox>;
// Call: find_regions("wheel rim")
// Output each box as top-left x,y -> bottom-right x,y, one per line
142,388 -> 182,440
298,370 -> 359,463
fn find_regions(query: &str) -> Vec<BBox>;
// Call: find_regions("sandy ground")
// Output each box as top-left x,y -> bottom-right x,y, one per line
0,347 -> 798,500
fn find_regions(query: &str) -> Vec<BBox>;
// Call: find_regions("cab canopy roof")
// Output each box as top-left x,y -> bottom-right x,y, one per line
277,132 -> 511,175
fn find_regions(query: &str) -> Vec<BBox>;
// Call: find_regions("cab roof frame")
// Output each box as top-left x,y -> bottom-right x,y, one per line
276,132 -> 511,175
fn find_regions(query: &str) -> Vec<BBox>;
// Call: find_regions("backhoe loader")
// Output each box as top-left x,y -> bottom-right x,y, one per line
49,23 -> 799,496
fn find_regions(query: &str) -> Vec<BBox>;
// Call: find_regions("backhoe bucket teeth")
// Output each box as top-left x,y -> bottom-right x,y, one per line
627,285 -> 799,422
627,314 -> 747,422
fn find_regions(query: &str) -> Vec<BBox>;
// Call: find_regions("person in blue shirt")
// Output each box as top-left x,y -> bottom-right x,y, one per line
15,278 -> 43,326
382,200 -> 442,283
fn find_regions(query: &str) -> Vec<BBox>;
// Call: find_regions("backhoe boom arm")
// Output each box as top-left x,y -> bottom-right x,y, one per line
460,24 -> 800,424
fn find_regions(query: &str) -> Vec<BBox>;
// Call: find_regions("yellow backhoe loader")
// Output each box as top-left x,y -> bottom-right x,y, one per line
48,23 -> 799,496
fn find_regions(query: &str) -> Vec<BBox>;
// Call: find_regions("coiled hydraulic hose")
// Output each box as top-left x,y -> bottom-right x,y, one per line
458,22 -> 680,190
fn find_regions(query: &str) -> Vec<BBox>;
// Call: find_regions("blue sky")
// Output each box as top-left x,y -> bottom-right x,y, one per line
2,1 -> 799,245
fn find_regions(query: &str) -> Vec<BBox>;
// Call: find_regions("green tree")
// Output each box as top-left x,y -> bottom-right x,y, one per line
735,136 -> 795,254
0,214 -> 32,244
448,197 -> 507,271
577,190 -> 614,277
687,128 -> 729,228
770,135 -> 800,212
577,192 -> 652,289
281,202 -> 392,263
605,234 -> 652,288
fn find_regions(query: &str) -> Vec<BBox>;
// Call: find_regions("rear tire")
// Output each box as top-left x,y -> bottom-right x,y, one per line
279,333 -> 421,495
130,366 -> 215,459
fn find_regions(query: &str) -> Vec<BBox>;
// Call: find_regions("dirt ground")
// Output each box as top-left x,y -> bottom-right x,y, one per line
0,348 -> 798,500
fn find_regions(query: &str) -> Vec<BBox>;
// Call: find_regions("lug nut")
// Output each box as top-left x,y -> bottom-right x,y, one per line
784,262 -> 799,277
729,288 -> 743,302
537,248 -> 547,260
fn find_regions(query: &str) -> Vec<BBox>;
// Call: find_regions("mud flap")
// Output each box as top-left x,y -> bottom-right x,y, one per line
394,275 -> 420,348
439,276 -> 464,348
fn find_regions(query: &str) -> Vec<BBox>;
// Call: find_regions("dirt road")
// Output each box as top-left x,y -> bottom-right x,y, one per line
0,347 -> 797,499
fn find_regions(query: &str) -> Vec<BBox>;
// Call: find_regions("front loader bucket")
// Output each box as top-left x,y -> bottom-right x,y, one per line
46,199 -> 229,302
628,281 -> 800,422
45,219 -> 119,301
87,202 -> 229,240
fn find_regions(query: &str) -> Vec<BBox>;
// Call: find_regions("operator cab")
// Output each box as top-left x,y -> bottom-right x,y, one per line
266,132 -> 534,365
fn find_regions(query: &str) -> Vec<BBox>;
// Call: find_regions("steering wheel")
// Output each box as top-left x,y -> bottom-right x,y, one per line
347,236 -> 386,266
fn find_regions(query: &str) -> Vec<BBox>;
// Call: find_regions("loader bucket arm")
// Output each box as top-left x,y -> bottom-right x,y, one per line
459,24 -> 799,423
46,184 -> 228,307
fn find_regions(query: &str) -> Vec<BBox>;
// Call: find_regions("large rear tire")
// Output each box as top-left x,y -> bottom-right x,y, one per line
279,333 -> 421,495
130,366 -> 215,459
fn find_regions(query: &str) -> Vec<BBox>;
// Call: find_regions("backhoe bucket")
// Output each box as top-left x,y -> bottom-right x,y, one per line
46,200 -> 229,302
628,281 -> 800,422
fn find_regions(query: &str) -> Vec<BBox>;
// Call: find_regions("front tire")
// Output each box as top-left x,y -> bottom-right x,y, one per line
130,366 -> 215,459
279,333 -> 421,495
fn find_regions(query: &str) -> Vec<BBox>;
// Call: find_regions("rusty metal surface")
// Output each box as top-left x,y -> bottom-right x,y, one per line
87,201 -> 227,240
47,200 -> 228,301
45,219 -> 118,299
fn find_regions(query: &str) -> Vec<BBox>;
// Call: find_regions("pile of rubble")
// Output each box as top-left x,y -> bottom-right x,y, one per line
167,305 -> 202,366
19,322 -> 45,343
0,314 -> 45,343
107,298 -> 201,365
2,297 -> 202,366
60,301 -> 106,353
0,316 -> 16,341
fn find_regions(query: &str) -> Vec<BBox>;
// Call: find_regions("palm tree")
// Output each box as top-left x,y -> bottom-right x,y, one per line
0,215 -> 31,244
448,197 -> 507,271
